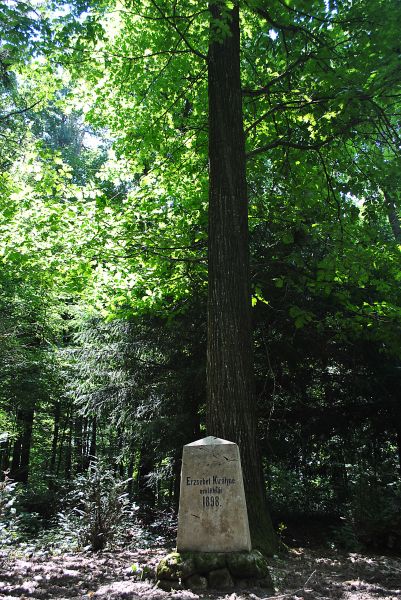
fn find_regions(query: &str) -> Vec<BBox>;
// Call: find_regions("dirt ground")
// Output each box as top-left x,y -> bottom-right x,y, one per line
0,545 -> 400,600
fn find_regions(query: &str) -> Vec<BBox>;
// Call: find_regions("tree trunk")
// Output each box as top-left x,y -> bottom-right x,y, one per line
206,1 -> 277,555
172,450 -> 182,512
10,405 -> 35,483
393,400 -> 401,478
57,404 -> 71,477
50,401 -> 61,473
384,190 -> 401,243
396,424 -> 401,479
127,451 -> 135,499
64,413 -> 73,480
0,435 -> 10,474
74,415 -> 83,474
84,416 -> 97,471
136,443 -> 155,508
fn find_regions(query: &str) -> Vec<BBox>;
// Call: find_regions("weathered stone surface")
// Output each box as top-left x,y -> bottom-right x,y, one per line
207,568 -> 234,589
259,575 -> 275,591
155,550 -> 274,592
156,552 -> 196,581
156,552 -> 182,579
185,574 -> 208,590
176,436 -> 251,552
178,555 -> 196,579
156,553 -> 183,580
156,579 -> 182,591
226,550 -> 269,579
236,579 -> 260,589
193,552 -> 226,574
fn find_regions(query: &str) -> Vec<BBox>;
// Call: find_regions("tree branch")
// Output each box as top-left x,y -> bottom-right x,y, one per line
245,96 -> 331,135
125,243 -> 206,263
242,52 -> 316,97
246,116 -> 369,159
117,8 -> 208,21
149,0 -> 207,61
248,3 -> 323,45
0,99 -> 42,121
246,134 -> 338,158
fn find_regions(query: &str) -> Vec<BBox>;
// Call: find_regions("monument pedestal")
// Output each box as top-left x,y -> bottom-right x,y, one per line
156,549 -> 274,591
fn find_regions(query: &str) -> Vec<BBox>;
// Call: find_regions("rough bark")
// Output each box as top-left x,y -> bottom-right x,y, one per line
206,1 -> 277,555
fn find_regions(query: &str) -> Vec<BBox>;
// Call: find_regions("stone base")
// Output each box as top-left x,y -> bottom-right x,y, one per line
156,550 -> 274,592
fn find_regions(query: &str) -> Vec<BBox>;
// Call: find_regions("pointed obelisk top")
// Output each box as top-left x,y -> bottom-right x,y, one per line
186,436 -> 235,447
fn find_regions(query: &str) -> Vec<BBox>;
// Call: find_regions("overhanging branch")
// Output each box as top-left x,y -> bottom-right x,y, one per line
0,99 -> 42,122
149,0 -> 207,61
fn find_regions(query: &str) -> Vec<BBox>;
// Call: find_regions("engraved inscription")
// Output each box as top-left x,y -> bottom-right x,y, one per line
202,495 -> 220,508
186,474 -> 236,510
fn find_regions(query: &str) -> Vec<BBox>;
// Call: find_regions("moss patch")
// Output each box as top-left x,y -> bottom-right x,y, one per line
193,552 -> 227,574
226,550 -> 269,578
156,550 -> 273,591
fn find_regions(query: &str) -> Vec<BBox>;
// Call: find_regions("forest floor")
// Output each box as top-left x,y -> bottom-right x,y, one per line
0,544 -> 400,600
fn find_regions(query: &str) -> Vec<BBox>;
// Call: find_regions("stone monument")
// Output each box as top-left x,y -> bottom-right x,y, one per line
176,436 -> 251,552
155,436 -> 274,591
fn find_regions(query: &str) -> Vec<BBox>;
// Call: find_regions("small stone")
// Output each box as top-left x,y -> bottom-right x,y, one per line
208,568 -> 234,589
156,552 -> 196,581
157,579 -> 183,591
185,574 -> 208,590
156,553 -> 183,580
226,550 -> 269,579
259,575 -> 275,591
179,555 -> 196,579
193,552 -> 227,574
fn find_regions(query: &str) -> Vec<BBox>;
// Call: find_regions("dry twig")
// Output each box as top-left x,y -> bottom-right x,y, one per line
261,569 -> 317,600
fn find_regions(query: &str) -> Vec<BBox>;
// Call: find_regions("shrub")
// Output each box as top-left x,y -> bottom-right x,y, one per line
0,472 -> 18,546
58,462 -> 135,551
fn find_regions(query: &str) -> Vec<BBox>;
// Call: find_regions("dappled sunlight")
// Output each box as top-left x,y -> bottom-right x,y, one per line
0,547 -> 399,600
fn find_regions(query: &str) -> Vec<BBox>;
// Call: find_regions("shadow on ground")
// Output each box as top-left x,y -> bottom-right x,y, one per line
0,545 -> 400,600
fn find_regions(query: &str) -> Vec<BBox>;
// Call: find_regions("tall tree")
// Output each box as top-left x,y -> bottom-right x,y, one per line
206,1 -> 276,553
